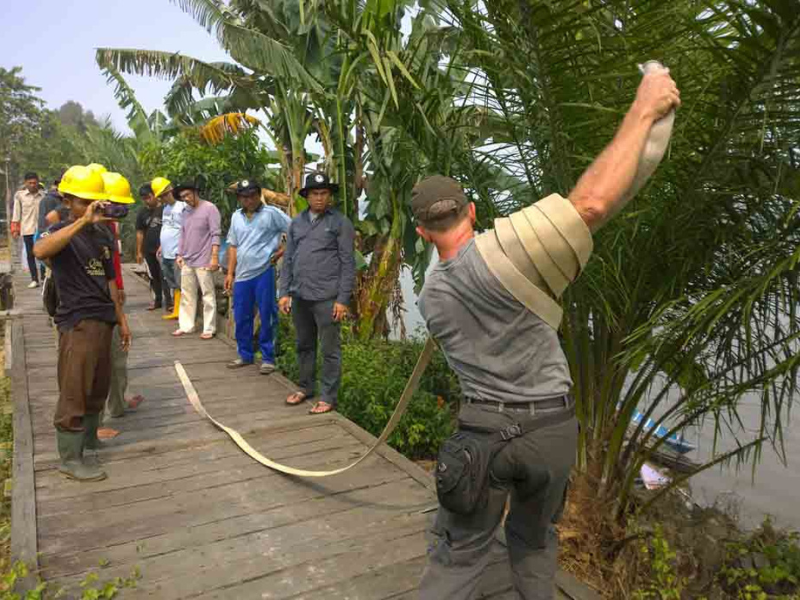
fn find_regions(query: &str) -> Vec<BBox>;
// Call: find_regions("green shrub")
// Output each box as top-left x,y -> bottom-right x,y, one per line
719,518 -> 800,599
276,316 -> 460,459
633,525 -> 686,600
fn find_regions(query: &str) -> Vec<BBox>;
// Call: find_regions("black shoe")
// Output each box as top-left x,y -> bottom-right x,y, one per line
227,358 -> 254,369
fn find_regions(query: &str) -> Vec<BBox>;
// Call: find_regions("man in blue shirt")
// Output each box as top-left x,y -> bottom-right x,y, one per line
225,179 -> 291,373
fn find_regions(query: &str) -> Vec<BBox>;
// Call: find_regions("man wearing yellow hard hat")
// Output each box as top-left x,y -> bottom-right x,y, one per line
97,172 -> 146,442
152,176 -> 185,320
33,165 -> 135,482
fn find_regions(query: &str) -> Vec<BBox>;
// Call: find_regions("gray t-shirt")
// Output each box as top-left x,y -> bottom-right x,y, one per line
418,239 -> 571,403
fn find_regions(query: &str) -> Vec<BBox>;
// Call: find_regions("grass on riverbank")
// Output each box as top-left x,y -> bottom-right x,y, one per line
559,472 -> 800,599
0,322 -> 12,572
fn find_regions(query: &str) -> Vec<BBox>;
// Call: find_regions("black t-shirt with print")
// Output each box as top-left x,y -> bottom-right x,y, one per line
43,222 -> 117,332
136,206 -> 163,255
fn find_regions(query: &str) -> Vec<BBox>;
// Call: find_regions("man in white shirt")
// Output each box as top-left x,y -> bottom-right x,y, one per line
12,171 -> 45,288
152,177 -> 186,320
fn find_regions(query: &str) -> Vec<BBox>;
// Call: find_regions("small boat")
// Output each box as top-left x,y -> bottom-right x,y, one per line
630,410 -> 696,454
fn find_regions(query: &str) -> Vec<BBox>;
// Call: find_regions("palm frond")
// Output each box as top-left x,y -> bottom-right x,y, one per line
98,63 -> 154,143
170,0 -> 325,95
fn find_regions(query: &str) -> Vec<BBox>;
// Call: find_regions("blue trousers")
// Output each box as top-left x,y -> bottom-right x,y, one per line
233,268 -> 277,364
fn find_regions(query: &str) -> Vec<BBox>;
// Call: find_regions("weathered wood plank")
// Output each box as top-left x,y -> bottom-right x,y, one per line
50,481 -> 432,596
10,307 -> 40,591
43,477 -> 432,581
37,452 -> 409,554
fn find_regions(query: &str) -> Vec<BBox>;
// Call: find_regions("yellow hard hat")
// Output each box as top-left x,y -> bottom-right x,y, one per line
58,165 -> 108,201
101,172 -> 136,204
86,163 -> 108,175
151,176 -> 172,198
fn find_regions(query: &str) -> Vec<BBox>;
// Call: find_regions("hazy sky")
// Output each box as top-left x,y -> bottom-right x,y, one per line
2,0 -> 232,132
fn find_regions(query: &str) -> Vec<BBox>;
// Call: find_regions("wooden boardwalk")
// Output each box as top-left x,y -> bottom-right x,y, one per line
7,251 -> 594,599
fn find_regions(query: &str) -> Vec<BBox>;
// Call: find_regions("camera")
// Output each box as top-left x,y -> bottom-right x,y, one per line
102,203 -> 129,219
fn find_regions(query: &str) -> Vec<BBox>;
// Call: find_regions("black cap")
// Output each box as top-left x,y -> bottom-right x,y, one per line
173,181 -> 200,197
235,179 -> 261,195
299,172 -> 339,198
411,175 -> 468,223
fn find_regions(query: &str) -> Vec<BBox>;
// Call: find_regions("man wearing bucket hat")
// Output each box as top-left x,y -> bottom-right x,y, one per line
279,172 -> 356,414
152,176 -> 186,320
173,180 -> 222,339
225,179 -> 291,373
34,166 -> 135,482
414,66 -> 680,598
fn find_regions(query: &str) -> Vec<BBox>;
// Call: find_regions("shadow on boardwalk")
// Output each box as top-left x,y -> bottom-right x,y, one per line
7,255 -> 594,599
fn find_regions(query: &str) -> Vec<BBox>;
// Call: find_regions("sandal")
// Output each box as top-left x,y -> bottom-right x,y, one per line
200,332 -> 215,340
286,392 -> 308,406
172,329 -> 191,337
309,401 -> 334,415
97,427 -> 120,440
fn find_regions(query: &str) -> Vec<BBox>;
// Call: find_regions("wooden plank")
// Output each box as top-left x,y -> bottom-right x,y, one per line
288,555 -> 427,599
36,432 -> 362,512
49,480 -> 432,595
4,322 -> 12,375
165,524 -> 427,600
37,452 -> 409,553
43,477 -> 432,581
10,315 -> 39,590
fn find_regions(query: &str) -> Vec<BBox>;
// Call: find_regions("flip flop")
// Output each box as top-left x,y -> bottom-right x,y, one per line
286,392 -> 308,406
309,401 -> 334,415
97,427 -> 120,440
172,329 -> 190,337
200,333 -> 215,340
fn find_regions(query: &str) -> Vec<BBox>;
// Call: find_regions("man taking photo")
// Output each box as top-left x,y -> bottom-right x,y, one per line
34,165 -> 133,482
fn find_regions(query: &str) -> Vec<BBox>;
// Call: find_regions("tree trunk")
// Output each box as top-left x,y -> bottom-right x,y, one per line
356,199 -> 403,340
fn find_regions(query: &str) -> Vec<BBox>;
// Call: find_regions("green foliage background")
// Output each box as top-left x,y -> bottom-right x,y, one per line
276,315 -> 460,459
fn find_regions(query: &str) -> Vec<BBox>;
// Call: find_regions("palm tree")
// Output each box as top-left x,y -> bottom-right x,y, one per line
442,0 -> 800,517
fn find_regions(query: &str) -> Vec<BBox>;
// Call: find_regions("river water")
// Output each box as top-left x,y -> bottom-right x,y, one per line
396,265 -> 800,532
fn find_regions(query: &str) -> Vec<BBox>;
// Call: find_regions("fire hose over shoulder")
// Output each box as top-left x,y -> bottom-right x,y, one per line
476,60 -> 676,330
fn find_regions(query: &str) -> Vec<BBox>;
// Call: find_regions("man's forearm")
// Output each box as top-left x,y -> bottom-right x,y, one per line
34,218 -> 88,259
136,231 -> 144,256
569,104 -> 655,232
210,245 -> 219,265
109,280 -> 128,327
227,246 -> 237,276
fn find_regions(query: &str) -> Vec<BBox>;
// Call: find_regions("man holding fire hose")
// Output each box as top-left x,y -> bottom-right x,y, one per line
415,66 -> 680,599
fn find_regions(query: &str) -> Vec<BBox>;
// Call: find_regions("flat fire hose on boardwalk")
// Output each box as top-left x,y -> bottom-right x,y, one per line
177,61 -> 675,479
174,336 -> 437,478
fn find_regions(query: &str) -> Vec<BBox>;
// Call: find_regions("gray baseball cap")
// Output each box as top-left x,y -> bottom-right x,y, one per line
410,175 -> 468,223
